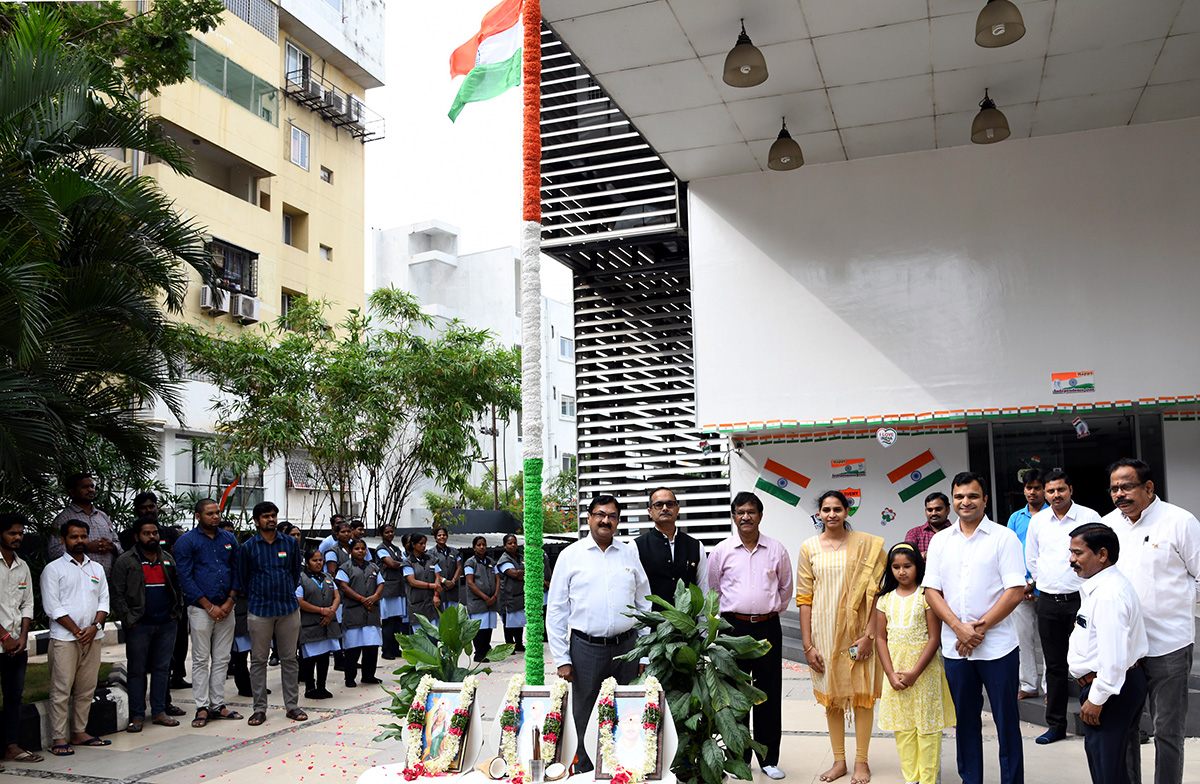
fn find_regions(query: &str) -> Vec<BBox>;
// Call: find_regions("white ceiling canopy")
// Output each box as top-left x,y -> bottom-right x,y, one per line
542,0 -> 1200,180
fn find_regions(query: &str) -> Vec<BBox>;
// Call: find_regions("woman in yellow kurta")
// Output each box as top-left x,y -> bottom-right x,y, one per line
797,490 -> 886,784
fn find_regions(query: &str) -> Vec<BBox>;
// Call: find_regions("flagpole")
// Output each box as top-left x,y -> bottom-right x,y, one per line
519,0 -> 546,686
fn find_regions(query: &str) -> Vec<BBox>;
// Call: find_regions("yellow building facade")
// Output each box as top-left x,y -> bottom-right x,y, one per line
138,0 -> 385,521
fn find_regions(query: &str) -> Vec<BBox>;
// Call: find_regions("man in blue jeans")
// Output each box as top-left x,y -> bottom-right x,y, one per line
925,471 -> 1027,784
110,518 -> 185,731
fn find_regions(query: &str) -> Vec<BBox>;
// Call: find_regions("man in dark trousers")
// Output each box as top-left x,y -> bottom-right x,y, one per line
1067,523 -> 1148,784
110,517 -> 185,732
634,487 -> 707,602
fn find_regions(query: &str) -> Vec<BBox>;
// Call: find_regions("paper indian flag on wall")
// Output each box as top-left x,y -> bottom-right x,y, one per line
887,450 -> 946,502
755,459 -> 811,506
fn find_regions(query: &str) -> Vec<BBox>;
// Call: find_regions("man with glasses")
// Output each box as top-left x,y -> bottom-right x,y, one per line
1102,458 -> 1200,784
547,495 -> 651,773
635,487 -> 708,602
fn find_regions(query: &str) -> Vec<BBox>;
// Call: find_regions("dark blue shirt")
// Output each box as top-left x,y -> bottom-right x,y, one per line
235,532 -> 301,617
174,527 -> 238,607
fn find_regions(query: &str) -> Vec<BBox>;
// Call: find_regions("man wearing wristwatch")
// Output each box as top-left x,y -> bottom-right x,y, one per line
40,520 -> 111,756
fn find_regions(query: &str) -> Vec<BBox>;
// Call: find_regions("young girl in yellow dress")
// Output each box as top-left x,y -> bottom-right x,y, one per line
874,543 -> 955,784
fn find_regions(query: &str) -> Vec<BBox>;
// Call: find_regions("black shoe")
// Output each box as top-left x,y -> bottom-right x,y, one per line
314,688 -> 333,699
1036,729 -> 1065,745
305,688 -> 320,700
380,653 -> 396,660
164,703 -> 187,717
269,654 -> 279,666
238,689 -> 252,698
170,679 -> 191,690
346,679 -> 357,688
361,676 -> 382,684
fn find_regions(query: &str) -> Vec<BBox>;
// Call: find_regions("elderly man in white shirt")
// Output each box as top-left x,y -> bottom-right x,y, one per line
1067,522 -> 1148,784
1102,458 -> 1200,784
1025,468 -> 1102,745
924,471 -> 1026,784
40,520 -> 111,756
547,494 -> 651,774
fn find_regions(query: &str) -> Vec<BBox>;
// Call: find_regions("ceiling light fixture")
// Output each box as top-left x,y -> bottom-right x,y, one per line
975,0 -> 1026,48
723,19 -> 768,88
768,118 -> 803,170
971,90 -> 1010,144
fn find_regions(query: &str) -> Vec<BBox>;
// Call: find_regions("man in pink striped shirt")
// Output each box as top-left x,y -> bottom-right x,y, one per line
708,491 -> 794,780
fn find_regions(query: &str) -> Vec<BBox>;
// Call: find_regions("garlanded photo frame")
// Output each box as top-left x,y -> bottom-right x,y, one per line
516,685 -> 569,765
407,676 -> 480,774
594,679 -> 666,782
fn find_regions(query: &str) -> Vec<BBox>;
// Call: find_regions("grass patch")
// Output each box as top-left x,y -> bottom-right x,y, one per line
23,661 -> 113,704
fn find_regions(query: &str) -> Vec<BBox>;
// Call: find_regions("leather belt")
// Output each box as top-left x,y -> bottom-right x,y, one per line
571,628 -> 636,646
725,611 -> 779,623
1077,660 -> 1140,688
1041,592 -> 1080,603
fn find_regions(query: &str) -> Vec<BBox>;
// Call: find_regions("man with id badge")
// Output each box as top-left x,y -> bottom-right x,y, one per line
1066,522 -> 1147,784
1102,458 -> 1200,784
235,501 -> 305,726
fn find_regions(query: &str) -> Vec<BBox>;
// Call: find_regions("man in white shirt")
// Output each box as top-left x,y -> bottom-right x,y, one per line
1008,469 -> 1046,701
925,471 -> 1026,784
1067,522 -> 1148,784
547,494 -> 651,773
1025,468 -> 1102,744
1102,458 -> 1200,784
40,520 -> 111,756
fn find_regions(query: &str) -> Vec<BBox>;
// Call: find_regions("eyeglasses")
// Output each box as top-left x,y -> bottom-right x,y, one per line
1108,482 -> 1145,495
590,512 -> 620,522
650,501 -> 679,510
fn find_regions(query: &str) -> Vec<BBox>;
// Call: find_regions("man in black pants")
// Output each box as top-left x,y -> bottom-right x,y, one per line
634,487 -> 707,603
546,495 -> 651,773
1025,468 -> 1101,744
0,515 -> 39,765
1067,523 -> 1148,784
707,492 -> 793,780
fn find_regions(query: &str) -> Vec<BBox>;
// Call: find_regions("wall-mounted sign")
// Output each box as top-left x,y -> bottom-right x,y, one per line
831,458 -> 866,478
1052,371 -> 1095,395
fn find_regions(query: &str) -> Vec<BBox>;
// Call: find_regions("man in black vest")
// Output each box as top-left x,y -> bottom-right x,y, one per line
635,487 -> 708,602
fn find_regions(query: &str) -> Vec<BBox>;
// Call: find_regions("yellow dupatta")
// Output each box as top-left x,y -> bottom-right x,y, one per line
813,531 -> 886,709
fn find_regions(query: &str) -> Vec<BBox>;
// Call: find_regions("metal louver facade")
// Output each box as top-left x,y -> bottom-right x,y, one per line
539,24 -> 731,545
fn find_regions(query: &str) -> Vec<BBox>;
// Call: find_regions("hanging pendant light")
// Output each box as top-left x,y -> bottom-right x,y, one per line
976,0 -> 1026,48
723,19 -> 768,87
768,118 -> 803,170
971,90 -> 1010,144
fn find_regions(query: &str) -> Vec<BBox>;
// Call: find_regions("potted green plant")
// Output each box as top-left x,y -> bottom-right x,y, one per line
376,604 -> 514,742
621,582 -> 770,784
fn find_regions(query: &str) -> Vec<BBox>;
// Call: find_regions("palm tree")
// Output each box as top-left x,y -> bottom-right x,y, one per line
0,6 -> 213,510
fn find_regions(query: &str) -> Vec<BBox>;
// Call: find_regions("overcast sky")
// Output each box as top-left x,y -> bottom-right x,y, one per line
364,1 -> 572,301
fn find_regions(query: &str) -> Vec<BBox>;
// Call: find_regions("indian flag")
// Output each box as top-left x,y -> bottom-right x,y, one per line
448,0 -> 524,122
755,459 -> 810,506
887,450 -> 946,502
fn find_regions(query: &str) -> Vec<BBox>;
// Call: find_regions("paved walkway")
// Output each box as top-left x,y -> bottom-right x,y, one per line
3,650 -> 1196,784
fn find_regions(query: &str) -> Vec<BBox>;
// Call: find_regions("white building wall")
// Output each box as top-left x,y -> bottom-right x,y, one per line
1165,421 -> 1200,514
688,117 -> 1200,428
374,221 -> 577,526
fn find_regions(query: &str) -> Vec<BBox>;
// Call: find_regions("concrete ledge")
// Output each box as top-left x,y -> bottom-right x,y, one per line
29,622 -> 126,656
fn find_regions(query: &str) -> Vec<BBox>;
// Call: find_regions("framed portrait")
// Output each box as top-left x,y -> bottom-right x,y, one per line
515,687 -> 569,765
421,685 -> 476,772
595,687 -> 665,781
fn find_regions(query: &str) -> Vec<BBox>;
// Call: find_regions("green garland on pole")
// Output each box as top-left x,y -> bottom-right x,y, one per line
523,458 -> 545,685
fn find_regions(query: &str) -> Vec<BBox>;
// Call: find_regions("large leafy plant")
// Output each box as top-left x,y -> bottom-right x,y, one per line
622,583 -> 770,784
376,604 -> 514,742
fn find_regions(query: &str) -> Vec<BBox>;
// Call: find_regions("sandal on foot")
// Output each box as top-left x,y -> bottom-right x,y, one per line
152,715 -> 180,727
247,711 -> 267,726
192,708 -> 210,728
127,718 -> 144,733
210,705 -> 243,720
6,750 -> 43,763
50,745 -> 73,757
286,708 -> 309,722
77,737 -> 111,747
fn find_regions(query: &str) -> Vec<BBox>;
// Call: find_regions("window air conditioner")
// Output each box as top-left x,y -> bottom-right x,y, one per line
200,285 -> 229,315
232,294 -> 260,324
327,91 -> 346,116
347,96 -> 365,128
304,77 -> 324,104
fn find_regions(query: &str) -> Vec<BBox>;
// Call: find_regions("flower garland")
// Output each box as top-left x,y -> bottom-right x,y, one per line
541,677 -> 569,763
597,676 -> 662,783
499,674 -> 525,767
402,675 -> 480,776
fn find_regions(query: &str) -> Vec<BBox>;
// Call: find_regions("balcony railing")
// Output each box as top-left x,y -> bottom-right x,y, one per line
284,69 -> 385,143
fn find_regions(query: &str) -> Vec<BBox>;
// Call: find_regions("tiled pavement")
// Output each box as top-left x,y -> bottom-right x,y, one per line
3,650 -> 1196,784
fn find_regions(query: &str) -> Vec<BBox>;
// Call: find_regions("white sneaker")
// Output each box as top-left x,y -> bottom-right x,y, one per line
762,766 -> 786,780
